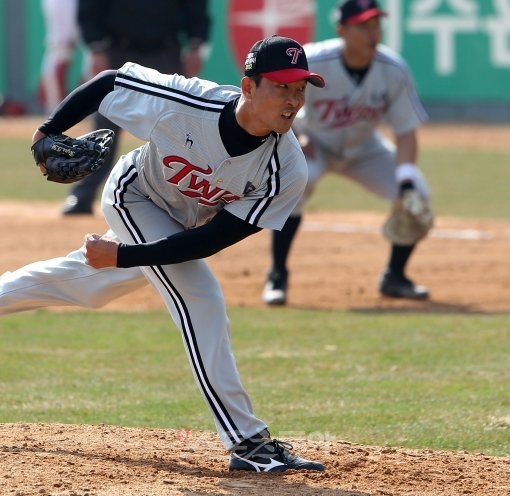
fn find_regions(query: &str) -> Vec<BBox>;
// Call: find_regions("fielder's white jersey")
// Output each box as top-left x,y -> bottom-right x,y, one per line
99,63 -> 307,231
294,38 -> 428,159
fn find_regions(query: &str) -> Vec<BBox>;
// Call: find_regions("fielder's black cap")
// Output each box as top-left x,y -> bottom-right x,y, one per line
337,0 -> 386,25
244,35 -> 325,88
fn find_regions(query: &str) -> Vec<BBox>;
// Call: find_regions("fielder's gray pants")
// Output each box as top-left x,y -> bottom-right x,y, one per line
292,132 -> 430,215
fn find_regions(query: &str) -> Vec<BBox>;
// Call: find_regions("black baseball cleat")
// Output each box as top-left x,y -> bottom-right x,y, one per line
61,195 -> 93,216
379,270 -> 429,300
261,270 -> 288,305
229,430 -> 325,473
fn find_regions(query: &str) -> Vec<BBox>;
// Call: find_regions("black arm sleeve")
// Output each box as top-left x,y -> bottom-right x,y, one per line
117,209 -> 262,268
38,71 -> 117,136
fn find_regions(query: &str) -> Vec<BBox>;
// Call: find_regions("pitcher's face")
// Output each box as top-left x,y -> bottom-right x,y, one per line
243,77 -> 307,136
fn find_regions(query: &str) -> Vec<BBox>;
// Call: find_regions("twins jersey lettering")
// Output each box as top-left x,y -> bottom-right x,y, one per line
314,97 -> 385,128
99,63 -> 307,230
162,156 -> 240,207
293,38 -> 428,158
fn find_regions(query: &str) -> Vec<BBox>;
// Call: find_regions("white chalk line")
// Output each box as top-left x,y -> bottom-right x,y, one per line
302,221 -> 510,240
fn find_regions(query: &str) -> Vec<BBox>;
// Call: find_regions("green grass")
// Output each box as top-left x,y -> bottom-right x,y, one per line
307,148 -> 510,219
0,136 -> 140,201
1,136 -> 510,218
1,309 -> 509,456
1,133 -> 509,457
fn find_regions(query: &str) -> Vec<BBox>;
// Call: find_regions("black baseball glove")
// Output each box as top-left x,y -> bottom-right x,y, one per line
31,129 -> 115,184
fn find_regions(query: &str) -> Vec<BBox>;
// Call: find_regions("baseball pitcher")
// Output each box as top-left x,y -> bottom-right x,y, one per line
1,36 -> 326,473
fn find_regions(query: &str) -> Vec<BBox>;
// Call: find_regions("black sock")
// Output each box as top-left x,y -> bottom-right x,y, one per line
270,215 -> 302,275
387,244 -> 415,277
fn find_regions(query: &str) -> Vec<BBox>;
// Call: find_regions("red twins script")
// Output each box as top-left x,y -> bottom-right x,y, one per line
163,156 -> 240,207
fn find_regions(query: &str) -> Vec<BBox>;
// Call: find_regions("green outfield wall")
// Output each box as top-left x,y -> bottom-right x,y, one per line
1,0 -> 509,116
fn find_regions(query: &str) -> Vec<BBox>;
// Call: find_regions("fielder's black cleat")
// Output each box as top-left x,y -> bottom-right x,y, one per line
379,270 -> 429,300
261,270 -> 288,305
229,430 -> 325,472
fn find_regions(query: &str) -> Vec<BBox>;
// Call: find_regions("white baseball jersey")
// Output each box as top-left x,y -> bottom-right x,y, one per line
293,38 -> 428,161
1,63 -> 313,450
99,63 -> 308,231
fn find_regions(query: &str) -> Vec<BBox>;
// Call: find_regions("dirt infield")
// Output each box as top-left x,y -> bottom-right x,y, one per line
1,118 -> 510,494
2,200 -> 510,313
1,423 -> 509,496
2,200 -> 510,495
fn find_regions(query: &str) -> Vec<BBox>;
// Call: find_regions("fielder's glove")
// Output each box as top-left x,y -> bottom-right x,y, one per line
31,129 -> 114,184
383,183 -> 434,245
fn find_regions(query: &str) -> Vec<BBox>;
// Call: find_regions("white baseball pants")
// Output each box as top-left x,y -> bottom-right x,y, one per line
0,157 -> 267,450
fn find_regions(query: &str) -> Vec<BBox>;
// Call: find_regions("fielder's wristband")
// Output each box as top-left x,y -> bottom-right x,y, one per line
395,162 -> 418,184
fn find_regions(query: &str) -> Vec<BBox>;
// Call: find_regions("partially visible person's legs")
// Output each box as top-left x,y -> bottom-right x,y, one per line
341,135 -> 431,299
262,150 -> 328,305
262,214 -> 301,305
263,134 -> 432,305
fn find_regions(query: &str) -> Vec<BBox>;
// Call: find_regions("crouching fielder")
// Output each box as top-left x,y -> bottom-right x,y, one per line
262,0 -> 433,306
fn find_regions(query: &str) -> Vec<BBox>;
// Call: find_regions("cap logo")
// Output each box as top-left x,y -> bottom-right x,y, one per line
358,0 -> 371,8
286,47 -> 303,64
243,36 -> 325,88
245,51 -> 255,71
